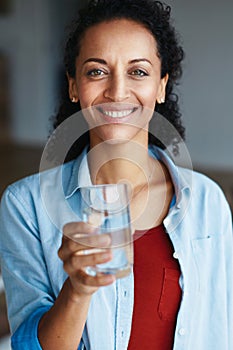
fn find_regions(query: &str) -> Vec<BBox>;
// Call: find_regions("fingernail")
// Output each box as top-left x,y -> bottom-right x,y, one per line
102,251 -> 112,260
99,235 -> 111,246
105,275 -> 116,283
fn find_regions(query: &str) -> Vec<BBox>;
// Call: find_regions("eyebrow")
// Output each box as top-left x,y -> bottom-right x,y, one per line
83,58 -> 107,65
83,58 -> 152,65
130,58 -> 152,65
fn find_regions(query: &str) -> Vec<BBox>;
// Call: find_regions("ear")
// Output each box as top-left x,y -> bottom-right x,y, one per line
156,73 -> 169,104
67,72 -> 79,103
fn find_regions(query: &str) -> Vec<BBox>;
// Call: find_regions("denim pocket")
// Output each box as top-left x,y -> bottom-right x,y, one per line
158,268 -> 181,321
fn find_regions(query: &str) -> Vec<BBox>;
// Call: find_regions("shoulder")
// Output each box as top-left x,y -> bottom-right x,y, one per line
2,160 -> 74,198
179,166 -> 231,213
181,167 -> 227,202
0,160 -> 75,217
179,167 -> 232,229
152,146 -> 226,202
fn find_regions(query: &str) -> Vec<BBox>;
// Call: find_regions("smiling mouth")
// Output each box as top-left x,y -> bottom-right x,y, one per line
96,106 -> 138,118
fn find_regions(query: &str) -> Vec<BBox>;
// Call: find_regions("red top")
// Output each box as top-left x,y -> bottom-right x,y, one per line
127,225 -> 182,349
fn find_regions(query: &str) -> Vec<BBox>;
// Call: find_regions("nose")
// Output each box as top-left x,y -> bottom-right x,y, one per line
103,73 -> 130,102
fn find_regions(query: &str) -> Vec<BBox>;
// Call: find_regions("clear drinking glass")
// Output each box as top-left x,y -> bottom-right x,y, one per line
79,183 -> 133,279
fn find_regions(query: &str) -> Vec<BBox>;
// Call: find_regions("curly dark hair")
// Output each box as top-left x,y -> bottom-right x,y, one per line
53,0 -> 185,160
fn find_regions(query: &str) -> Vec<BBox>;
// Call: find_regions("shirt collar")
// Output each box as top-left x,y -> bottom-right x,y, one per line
64,145 -> 192,207
149,145 -> 192,209
64,146 -> 92,199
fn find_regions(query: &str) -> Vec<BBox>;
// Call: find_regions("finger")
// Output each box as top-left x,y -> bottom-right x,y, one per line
63,222 -> 97,236
63,250 -> 112,275
68,232 -> 111,248
76,269 -> 116,287
58,233 -> 111,261
75,248 -> 108,256
63,221 -> 111,247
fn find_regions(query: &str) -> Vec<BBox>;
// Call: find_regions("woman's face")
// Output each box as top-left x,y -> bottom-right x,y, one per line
68,19 -> 168,147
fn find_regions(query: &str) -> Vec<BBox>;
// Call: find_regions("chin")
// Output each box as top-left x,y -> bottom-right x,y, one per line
103,137 -> 131,145
91,124 -> 142,145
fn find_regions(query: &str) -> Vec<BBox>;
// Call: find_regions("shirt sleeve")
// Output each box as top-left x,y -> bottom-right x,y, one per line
11,306 -> 50,350
221,194 -> 233,349
0,185 -> 55,347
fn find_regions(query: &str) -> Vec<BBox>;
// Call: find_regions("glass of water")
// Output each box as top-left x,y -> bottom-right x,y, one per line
79,183 -> 133,279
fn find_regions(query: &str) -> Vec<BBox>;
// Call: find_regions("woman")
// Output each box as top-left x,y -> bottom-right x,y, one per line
0,1 -> 232,349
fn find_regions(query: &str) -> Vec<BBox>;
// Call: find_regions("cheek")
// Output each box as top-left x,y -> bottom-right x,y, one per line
78,88 -> 91,109
139,85 -> 157,109
77,80 -> 98,108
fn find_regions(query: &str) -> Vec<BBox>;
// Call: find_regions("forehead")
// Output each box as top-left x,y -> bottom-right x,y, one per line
78,19 -> 158,58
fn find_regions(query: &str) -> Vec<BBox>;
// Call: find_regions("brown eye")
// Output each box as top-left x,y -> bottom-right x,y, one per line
87,69 -> 105,76
130,69 -> 148,77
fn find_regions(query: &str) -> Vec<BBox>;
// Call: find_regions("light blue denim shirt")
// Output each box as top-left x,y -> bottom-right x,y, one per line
0,146 -> 232,350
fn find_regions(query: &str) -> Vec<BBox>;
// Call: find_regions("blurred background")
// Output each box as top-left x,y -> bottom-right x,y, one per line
0,0 -> 232,348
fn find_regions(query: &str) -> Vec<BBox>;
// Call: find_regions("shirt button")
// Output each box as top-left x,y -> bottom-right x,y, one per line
178,328 -> 186,336
173,252 -> 179,259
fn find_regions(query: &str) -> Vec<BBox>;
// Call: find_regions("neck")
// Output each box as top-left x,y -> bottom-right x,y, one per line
87,141 -> 153,187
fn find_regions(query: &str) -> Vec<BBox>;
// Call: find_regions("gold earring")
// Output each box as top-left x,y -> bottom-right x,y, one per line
71,97 -> 77,103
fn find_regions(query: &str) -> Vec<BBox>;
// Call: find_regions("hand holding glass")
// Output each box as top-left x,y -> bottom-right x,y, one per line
79,183 -> 133,279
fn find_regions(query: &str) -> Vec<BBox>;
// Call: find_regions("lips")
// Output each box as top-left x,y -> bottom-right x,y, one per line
101,109 -> 135,118
96,105 -> 139,120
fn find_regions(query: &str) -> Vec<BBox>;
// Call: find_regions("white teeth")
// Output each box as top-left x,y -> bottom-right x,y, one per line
102,109 -> 134,118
